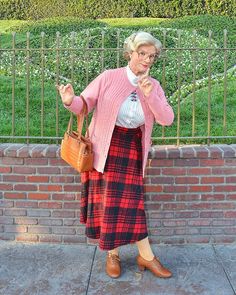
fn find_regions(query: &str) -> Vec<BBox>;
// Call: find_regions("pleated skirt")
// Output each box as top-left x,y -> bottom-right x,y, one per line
80,125 -> 148,250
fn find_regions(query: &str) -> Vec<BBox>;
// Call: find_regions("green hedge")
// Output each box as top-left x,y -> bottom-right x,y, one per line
1,0 -> 235,20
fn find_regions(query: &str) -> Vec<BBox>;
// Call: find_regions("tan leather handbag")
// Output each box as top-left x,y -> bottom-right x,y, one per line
60,96 -> 93,172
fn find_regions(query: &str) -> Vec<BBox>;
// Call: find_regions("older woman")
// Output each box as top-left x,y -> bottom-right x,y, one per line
57,31 -> 174,279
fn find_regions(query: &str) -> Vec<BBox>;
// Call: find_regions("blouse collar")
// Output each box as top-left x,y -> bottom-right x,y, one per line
126,65 -> 138,86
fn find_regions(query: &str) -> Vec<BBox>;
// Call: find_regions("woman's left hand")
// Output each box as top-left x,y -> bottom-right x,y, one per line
138,69 -> 153,97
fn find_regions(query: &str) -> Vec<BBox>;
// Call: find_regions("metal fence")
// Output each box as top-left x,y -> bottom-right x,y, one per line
0,29 -> 235,145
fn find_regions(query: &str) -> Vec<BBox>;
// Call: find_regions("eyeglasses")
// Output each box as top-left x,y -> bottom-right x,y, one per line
135,51 -> 158,62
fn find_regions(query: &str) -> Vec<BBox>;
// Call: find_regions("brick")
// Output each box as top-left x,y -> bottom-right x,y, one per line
226,176 -> 236,183
212,220 -> 235,226
144,185 -> 162,193
24,158 -> 48,165
0,217 -> 14,224
61,167 -> 78,174
188,167 -> 211,175
220,146 -> 235,157
201,194 -> 225,201
52,227 -> 76,235
201,177 -> 224,184
63,185 -> 81,192
150,228 -> 174,235
49,158 -> 67,166
38,219 -> 63,226
28,226 -> 51,234
14,218 -> 38,225
4,144 -> 25,157
37,167 -> 60,174
4,209 -> 27,216
27,176 -> 49,183
13,167 -> 36,174
150,176 -> 174,184
163,220 -> 186,227
212,168 -> 236,175
211,202 -> 235,209
180,147 -> 195,158
4,192 -> 26,199
0,233 -> 15,241
16,234 -> 38,242
189,185 -> 212,192
52,193 -> 76,201
145,203 -> 161,210
187,203 -> 212,210
50,176 -> 75,183
200,159 -> 224,166
224,228 -> 236,234
208,146 -> 223,158
148,194 -> 175,202
0,200 -> 14,208
175,177 -> 199,184
176,194 -> 200,201
39,235 -> 62,243
175,211 -> 199,218
193,146 -> 209,158
0,184 -> 13,191
145,168 -> 161,176
188,219 -> 211,226
64,219 -> 80,226
163,185 -> 188,193
214,185 -> 236,192
162,168 -> 186,175
186,236 -> 210,243
0,167 -> 11,173
63,236 -> 86,244
39,185 -> 62,192
3,175 -> 26,182
52,210 -> 75,218
163,203 -> 187,210
27,209 -> 50,217
167,148 -> 181,159
39,202 -> 62,209
1,157 -> 23,165
30,144 -> 47,157
226,194 -> 236,200
149,159 -> 173,167
15,201 -> 38,208
42,145 -> 58,157
28,193 -> 50,200
5,225 -> 27,233
200,211 -> 223,218
212,236 -> 235,243
224,159 -> 236,166
175,159 -> 199,167
224,211 -> 236,218
63,202 -> 80,209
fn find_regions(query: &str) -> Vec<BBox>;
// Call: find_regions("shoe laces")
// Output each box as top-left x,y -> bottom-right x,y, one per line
108,253 -> 120,263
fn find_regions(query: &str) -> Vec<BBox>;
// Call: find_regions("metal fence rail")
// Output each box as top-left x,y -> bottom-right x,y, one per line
0,29 -> 235,145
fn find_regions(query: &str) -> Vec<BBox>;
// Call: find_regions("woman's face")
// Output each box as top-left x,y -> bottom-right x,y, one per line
128,44 -> 157,76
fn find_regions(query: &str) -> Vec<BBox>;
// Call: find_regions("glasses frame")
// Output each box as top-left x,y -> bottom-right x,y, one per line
135,50 -> 159,63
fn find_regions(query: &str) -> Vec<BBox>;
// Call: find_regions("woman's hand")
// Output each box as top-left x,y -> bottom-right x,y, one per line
56,83 -> 75,106
138,69 -> 153,97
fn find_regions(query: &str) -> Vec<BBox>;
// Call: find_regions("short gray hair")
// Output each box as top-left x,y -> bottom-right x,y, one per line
123,31 -> 162,61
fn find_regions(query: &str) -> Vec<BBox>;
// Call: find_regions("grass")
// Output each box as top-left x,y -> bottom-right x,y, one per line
99,17 -> 165,27
0,16 -> 235,144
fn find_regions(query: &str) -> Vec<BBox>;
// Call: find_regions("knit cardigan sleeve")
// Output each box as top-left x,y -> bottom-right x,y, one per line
145,79 -> 174,126
64,70 -> 106,114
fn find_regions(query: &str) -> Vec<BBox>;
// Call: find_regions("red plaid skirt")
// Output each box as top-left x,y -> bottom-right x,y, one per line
80,125 -> 148,250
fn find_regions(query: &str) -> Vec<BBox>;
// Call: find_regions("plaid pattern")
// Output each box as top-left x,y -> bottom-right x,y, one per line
80,125 -> 148,250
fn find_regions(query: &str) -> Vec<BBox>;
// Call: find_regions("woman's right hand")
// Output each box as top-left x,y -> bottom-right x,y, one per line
56,83 -> 75,106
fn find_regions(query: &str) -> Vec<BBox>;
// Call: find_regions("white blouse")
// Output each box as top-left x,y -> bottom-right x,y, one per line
115,66 -> 145,128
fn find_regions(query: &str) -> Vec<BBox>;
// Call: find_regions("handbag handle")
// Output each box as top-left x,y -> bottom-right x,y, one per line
66,95 -> 90,139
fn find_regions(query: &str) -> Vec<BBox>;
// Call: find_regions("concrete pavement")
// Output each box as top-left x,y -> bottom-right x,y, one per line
0,241 -> 236,295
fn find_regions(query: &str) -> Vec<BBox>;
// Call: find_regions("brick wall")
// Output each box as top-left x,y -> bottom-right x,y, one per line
0,143 -> 236,245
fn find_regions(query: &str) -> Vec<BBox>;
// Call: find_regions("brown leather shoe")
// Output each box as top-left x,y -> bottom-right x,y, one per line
136,255 -> 172,278
106,253 -> 121,278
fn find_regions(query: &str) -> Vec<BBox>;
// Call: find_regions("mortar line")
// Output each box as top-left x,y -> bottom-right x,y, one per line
85,246 -> 97,295
212,244 -> 236,294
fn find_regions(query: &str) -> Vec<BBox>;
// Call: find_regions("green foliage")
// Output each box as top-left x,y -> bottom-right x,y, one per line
1,0 -> 235,20
159,14 -> 236,47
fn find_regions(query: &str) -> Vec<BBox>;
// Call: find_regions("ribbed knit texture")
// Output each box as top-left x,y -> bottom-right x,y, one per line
65,67 -> 174,176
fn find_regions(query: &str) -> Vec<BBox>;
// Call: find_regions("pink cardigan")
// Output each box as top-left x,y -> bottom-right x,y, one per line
65,67 -> 174,176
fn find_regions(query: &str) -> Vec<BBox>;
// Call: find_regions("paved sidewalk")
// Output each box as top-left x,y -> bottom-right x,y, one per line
0,241 -> 235,295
